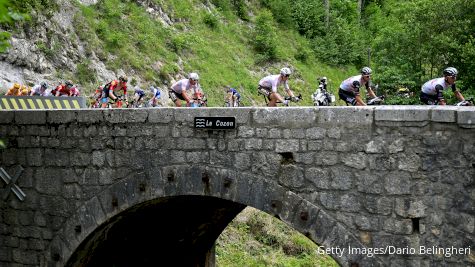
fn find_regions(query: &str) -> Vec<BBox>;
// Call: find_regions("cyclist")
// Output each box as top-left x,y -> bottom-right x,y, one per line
169,73 -> 201,107
420,67 -> 465,105
192,87 -> 206,107
149,86 -> 161,107
338,67 -> 377,106
90,85 -> 103,108
258,67 -> 298,107
5,83 -> 22,96
101,75 -> 129,108
20,85 -> 30,96
55,80 -> 75,97
70,86 -> 80,97
319,77 -> 328,90
132,86 -> 146,107
30,82 -> 50,96
225,86 -> 241,107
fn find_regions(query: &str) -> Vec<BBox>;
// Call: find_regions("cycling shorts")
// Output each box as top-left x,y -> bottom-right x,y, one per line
338,88 -> 357,106
420,92 -> 439,105
168,90 -> 186,102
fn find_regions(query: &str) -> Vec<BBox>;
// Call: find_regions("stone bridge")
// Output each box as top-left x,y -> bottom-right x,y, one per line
0,107 -> 474,267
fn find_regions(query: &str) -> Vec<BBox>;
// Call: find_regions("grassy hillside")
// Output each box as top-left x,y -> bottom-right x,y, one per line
217,207 -> 338,267
73,0 -> 356,106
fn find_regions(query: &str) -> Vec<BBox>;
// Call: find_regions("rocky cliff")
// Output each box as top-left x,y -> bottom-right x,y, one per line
0,0 -> 177,94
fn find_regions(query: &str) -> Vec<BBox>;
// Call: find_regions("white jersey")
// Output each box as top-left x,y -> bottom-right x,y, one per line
30,84 -> 51,96
258,74 -> 289,93
171,79 -> 200,94
339,75 -> 368,94
421,77 -> 454,95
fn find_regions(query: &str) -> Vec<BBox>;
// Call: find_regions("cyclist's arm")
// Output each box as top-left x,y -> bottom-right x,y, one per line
353,81 -> 366,106
367,85 -> 377,98
451,84 -> 465,102
435,84 -> 446,105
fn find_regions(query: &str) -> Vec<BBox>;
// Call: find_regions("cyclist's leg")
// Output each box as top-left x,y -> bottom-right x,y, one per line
338,89 -> 357,106
420,92 -> 437,105
268,92 -> 280,107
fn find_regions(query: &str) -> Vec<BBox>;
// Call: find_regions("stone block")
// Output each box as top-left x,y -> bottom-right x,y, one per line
431,107 -> 457,122
375,106 -> 430,121
317,106 -> 373,124
148,108 -> 174,123
104,109 -> 148,123
15,111 -> 46,124
47,110 -> 76,124
305,127 -> 326,139
306,167 -> 331,189
253,108 -> 317,127
0,111 -> 14,123
341,152 -> 367,169
395,198 -> 427,218
385,171 -> 412,195
457,108 -> 475,128
383,217 -> 413,234
278,165 -> 304,188
209,107 -> 251,124
364,196 -> 393,215
76,109 -> 103,123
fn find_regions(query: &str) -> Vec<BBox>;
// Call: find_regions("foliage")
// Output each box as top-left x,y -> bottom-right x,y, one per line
216,207 -> 338,267
252,10 -> 278,62
76,60 -> 97,84
0,0 -> 25,53
202,11 -> 219,29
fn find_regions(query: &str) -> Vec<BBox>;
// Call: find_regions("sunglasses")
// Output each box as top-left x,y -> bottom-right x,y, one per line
284,74 -> 290,77
363,75 -> 371,78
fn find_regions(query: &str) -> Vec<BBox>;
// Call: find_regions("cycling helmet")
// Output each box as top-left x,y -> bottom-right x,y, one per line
119,75 -> 128,83
280,67 -> 292,76
65,80 -> 73,87
41,82 -> 48,89
443,67 -> 458,77
320,77 -> 327,82
13,83 -> 21,89
188,73 -> 199,81
361,67 -> 372,75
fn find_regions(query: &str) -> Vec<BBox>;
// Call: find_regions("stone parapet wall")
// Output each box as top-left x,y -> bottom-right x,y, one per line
0,106 -> 474,266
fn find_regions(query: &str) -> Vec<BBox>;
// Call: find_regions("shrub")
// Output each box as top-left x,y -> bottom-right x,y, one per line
75,60 -> 97,83
203,12 -> 219,29
253,10 -> 278,62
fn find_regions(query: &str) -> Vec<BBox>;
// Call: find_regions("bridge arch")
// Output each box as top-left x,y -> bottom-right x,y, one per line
45,165 -> 378,266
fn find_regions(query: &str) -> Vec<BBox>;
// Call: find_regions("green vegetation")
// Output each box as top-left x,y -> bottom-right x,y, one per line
216,207 -> 338,267
68,0 -> 353,106
3,0 -> 474,106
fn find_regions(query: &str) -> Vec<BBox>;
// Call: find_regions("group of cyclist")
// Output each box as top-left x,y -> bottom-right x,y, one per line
5,80 -> 80,97
4,66 -> 469,107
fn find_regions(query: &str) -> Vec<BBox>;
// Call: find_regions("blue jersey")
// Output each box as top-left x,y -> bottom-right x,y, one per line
228,88 -> 240,98
135,88 -> 145,97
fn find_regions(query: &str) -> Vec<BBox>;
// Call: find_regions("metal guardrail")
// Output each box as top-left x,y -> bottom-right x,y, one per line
0,96 -> 87,110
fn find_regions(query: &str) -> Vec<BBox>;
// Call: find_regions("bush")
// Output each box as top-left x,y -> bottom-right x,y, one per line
203,12 -> 219,29
253,10 -> 278,62
75,60 -> 97,83
168,33 -> 190,53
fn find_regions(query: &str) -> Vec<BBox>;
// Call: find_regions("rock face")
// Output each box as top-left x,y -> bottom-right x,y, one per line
0,0 -> 174,94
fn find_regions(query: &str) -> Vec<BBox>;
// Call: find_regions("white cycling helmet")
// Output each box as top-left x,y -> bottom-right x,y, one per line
361,67 -> 372,75
443,67 -> 458,77
280,67 -> 292,76
320,77 -> 327,82
188,73 -> 199,81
